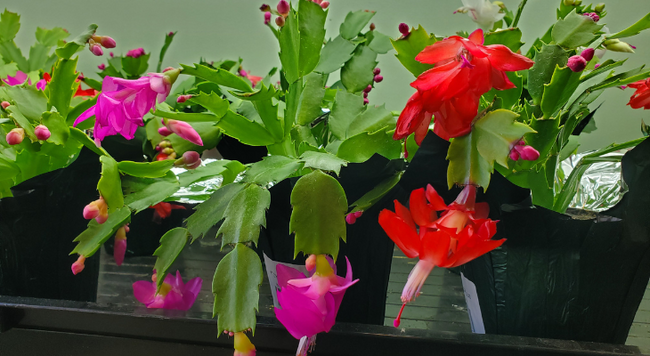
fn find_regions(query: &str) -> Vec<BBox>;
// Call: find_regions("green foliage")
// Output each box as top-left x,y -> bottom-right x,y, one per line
122,171 -> 180,212
391,25 -> 437,77
298,0 -> 327,77
608,13 -> 650,39
187,92 -> 230,118
483,28 -> 524,52
46,57 -> 79,119
290,170 -> 347,259
335,128 -> 401,163
217,111 -> 277,146
5,85 -> 48,122
367,31 -> 393,54
447,110 -> 535,189
0,10 -> 20,41
540,65 -> 581,119
212,243 -> 263,334
186,183 -> 245,242
279,7 -> 300,84
5,105 -> 36,141
55,24 -> 98,59
349,171 -> 402,213
153,227 -> 189,291
181,63 -> 252,93
69,127 -> 108,156
296,72 -> 325,125
339,10 -> 375,40
243,155 -> 303,186
341,45 -> 377,93
35,27 -> 69,47
483,72 -> 523,110
41,111 -> 69,145
300,151 -> 348,175
315,36 -> 357,74
528,44 -> 568,105
328,90 -> 365,140
177,159 -> 245,187
122,53 -> 150,78
117,160 -> 174,178
157,31 -> 176,73
551,9 -> 603,48
217,184 -> 270,247
97,155 -> 123,213
71,207 -> 131,257
580,59 -> 625,82
347,104 -> 395,137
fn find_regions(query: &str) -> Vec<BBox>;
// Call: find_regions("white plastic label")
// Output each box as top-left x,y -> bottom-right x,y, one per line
461,272 -> 486,334
263,253 -> 308,308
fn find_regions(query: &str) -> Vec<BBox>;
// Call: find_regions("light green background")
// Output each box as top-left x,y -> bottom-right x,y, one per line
5,0 -> 650,151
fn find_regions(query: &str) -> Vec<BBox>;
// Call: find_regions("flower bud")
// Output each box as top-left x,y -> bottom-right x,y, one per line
71,255 -> 86,275
604,39 -> 635,53
162,147 -> 175,155
158,139 -> 172,148
373,68 -> 381,75
567,55 -> 587,72
90,44 -> 104,56
275,16 -> 285,27
369,23 -> 376,31
509,149 -> 520,161
264,12 -> 271,25
364,85 -> 373,93
374,75 -> 384,83
83,197 -> 108,224
34,125 -> 51,141
582,12 -> 599,22
563,0 -> 575,5
518,145 -> 540,161
493,1 -> 505,8
398,23 -> 410,37
320,1 -> 329,9
363,98 -> 369,105
260,4 -> 271,12
176,150 -> 201,169
109,52 -> 114,57
363,92 -> 368,98
580,48 -> 595,62
114,226 -> 127,266
164,119 -> 203,146
158,127 -> 173,136
98,63 -> 106,70
126,47 -> 145,58
6,128 -> 24,145
277,0 -> 289,15
345,211 -> 363,224
100,36 -> 116,48
156,153 -> 169,161
595,3 -> 605,13
1,101 -> 10,109
177,94 -> 192,103
305,254 -> 317,271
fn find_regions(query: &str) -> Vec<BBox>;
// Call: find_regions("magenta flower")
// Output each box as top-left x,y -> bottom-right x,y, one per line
3,70 -> 29,86
74,69 -> 180,146
274,254 -> 358,350
133,270 -> 202,310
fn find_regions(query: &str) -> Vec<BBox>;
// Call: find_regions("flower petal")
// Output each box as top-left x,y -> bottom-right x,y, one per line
378,209 -> 421,258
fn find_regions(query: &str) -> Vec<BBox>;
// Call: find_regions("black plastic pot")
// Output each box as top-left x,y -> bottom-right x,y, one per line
404,132 -> 650,344
0,148 -> 101,302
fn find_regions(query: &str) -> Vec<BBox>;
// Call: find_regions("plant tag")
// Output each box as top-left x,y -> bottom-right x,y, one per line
461,272 -> 486,334
263,253 -> 308,308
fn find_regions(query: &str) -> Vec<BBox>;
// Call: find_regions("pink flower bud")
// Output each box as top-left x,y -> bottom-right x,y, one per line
509,149 -> 520,161
363,98 -> 369,105
181,151 -> 201,169
305,255 -> 317,271
168,31 -> 174,37
34,125 -> 51,141
176,94 -> 192,103
158,127 -> 173,136
165,119 -> 204,146
109,52 -> 114,57
320,1 -> 329,9
373,75 -> 383,83
518,145 -> 540,161
113,226 -> 127,266
100,36 -> 116,48
582,12 -> 600,22
373,68 -> 381,75
594,63 -> 600,69
126,48 -> 145,58
567,55 -> 587,72
363,85 -> 372,93
275,16 -> 286,27
399,23 -> 410,37
71,255 -> 86,275
90,44 -> 103,56
346,213 -> 358,224
98,63 -> 106,70
1,101 -> 10,109
277,0 -> 289,15
264,12 -> 272,25
580,48 -> 595,62
6,128 -> 24,145
78,73 -> 85,80
363,92 -> 368,98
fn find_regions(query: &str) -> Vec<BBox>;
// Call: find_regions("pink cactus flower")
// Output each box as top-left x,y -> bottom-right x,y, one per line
113,225 -> 128,266
34,125 -> 51,141
3,70 -> 29,86
274,255 -> 358,350
133,270 -> 202,310
6,128 -> 25,145
162,118 -> 203,146
74,69 -> 180,146
71,255 -> 86,275
36,79 -> 47,91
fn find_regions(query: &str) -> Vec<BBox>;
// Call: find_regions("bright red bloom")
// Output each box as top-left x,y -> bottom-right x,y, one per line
150,202 -> 186,221
378,185 -> 502,327
395,29 -> 534,142
627,78 -> 650,109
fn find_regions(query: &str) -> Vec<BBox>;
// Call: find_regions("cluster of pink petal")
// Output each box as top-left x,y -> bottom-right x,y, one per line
3,70 -> 47,91
274,256 -> 358,340
133,270 -> 202,310
126,48 -> 146,58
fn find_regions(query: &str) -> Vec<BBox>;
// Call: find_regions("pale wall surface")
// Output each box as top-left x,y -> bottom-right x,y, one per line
5,0 -> 650,151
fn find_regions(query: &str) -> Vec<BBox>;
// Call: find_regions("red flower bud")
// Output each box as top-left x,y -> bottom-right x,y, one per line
374,75 -> 384,83
320,1 -> 329,9
363,98 -> 369,105
582,12 -> 600,22
176,94 -> 192,103
363,85 -> 372,93
1,101 -> 9,109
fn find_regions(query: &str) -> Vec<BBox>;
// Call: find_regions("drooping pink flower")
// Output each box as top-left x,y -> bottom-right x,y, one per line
83,196 -> 109,224
74,69 -> 180,146
274,255 -> 358,348
34,125 -> 51,141
161,118 -> 203,146
133,270 -> 202,310
1,101 -> 9,110
71,255 -> 86,275
113,225 -> 128,266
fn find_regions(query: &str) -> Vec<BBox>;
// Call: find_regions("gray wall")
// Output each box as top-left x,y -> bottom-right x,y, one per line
7,0 -> 650,151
